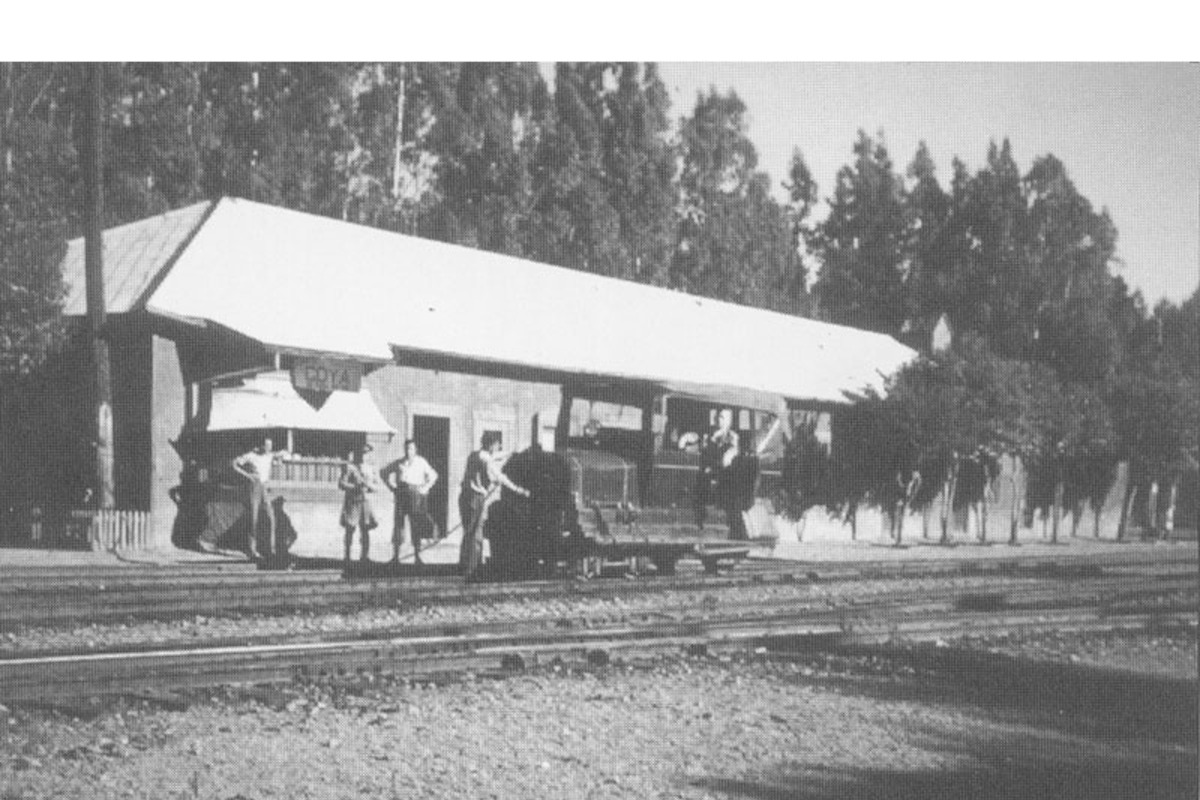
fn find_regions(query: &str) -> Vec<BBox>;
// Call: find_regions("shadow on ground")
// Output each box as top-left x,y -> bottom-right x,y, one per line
697,742 -> 1195,800
697,642 -> 1197,800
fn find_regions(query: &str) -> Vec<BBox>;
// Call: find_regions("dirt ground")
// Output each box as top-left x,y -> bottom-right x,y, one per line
1,624 -> 1195,800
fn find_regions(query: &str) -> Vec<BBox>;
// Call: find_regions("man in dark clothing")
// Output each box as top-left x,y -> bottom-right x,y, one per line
697,409 -> 739,530
338,448 -> 378,563
720,431 -> 759,541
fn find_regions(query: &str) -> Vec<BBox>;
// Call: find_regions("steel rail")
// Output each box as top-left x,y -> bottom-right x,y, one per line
2,607 -> 1192,702
1,578 -> 1193,702
6,572 -> 1191,662
2,560 -> 1192,642
1,550 -> 1194,631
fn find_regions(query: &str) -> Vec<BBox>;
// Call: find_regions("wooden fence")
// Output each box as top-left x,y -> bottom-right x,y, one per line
27,509 -> 152,551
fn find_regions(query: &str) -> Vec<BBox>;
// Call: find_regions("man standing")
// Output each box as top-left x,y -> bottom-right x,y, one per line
381,439 -> 439,564
720,431 -> 759,541
457,433 -> 531,577
697,409 -> 739,531
232,437 -> 283,561
338,447 -> 379,563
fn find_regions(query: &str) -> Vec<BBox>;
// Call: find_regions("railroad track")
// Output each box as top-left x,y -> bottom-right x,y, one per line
2,548 -> 1194,630
1,573 -> 1193,703
7,570 -> 1193,659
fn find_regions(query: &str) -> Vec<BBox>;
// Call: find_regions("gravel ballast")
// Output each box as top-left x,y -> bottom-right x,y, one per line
2,625 -> 1195,800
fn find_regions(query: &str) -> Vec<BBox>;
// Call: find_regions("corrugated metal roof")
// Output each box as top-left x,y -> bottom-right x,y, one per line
66,197 -> 916,406
61,201 -> 214,315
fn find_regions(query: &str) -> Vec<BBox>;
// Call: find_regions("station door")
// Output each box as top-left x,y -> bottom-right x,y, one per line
412,414 -> 450,535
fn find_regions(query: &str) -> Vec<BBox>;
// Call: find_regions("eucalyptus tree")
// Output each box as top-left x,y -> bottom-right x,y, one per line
810,130 -> 910,335
902,141 -> 954,339
672,88 -> 801,312
0,63 -> 71,381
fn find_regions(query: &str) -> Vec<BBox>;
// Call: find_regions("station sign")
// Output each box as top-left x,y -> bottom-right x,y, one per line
291,358 -> 363,394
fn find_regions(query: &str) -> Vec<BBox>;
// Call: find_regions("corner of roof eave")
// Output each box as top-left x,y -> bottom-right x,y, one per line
143,305 -> 210,329
261,340 -> 394,366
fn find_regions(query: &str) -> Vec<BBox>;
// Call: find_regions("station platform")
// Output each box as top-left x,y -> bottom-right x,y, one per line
1,528 -> 1194,570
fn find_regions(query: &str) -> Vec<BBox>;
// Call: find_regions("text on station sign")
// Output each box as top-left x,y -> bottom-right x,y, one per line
291,359 -> 362,393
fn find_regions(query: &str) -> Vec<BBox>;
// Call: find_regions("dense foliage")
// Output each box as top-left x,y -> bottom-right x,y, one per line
795,131 -> 1197,539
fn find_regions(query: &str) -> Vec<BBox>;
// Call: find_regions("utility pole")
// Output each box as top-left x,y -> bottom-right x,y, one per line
82,63 -> 114,509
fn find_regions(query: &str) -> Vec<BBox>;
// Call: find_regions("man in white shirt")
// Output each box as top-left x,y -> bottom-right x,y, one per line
232,437 -> 283,561
380,439 -> 439,564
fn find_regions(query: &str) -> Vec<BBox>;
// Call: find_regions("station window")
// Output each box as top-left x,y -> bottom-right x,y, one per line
291,430 -> 363,460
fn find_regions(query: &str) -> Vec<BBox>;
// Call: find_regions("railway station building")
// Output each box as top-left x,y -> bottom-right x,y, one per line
2,198 -> 927,555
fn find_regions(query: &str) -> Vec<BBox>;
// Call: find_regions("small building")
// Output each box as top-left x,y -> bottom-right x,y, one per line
1,198 -> 917,555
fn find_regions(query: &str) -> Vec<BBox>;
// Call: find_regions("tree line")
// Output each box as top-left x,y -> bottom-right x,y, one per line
1,62 -> 1196,535
782,132 -> 1198,540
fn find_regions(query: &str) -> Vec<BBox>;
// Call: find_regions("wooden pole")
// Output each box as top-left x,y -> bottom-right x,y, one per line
82,63 -> 114,509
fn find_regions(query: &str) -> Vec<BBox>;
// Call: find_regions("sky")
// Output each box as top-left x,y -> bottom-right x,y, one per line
652,63 -> 1199,307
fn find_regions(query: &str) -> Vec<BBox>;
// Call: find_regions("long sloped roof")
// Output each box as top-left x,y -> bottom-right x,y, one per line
61,197 -> 916,406
61,201 -> 214,315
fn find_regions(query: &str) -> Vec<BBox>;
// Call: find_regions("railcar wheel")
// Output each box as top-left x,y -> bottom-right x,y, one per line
652,557 -> 677,576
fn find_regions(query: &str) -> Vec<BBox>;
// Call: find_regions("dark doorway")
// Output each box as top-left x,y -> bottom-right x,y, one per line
412,415 -> 450,536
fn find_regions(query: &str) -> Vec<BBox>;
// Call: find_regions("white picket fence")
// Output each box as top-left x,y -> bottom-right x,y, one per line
78,509 -> 152,551
27,509 -> 152,551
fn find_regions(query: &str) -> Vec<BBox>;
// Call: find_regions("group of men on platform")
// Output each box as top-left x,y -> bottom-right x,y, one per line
227,406 -> 757,571
230,434 -> 530,574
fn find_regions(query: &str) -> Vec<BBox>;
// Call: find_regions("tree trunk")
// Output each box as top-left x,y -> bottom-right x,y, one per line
1117,482 -> 1137,541
1163,477 -> 1178,541
391,63 -> 406,201
978,477 -> 993,544
922,505 -> 931,540
894,472 -> 920,547
1050,481 -> 1064,543
1009,458 -> 1023,545
848,503 -> 857,541
1147,480 -> 1160,539
939,460 -> 959,545
1093,501 -> 1103,538
2,63 -> 12,184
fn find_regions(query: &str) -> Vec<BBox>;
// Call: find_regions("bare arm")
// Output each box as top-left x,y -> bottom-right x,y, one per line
421,460 -> 439,494
338,464 -> 358,492
488,458 -> 530,498
378,460 -> 399,491
231,454 -> 253,481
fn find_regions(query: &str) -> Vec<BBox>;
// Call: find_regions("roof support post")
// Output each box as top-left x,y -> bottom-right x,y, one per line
638,394 -> 657,502
555,386 -> 574,449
